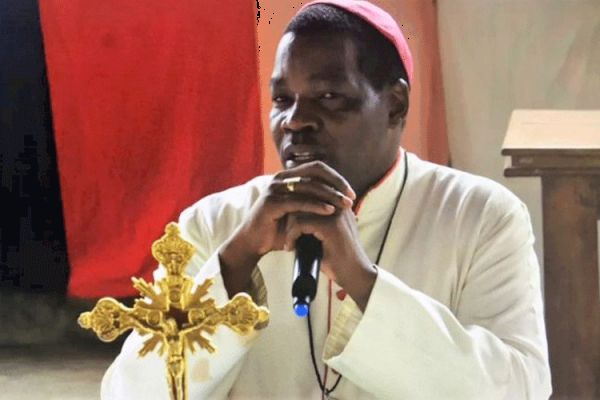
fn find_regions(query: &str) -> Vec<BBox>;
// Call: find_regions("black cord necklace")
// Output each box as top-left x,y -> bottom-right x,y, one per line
307,152 -> 409,399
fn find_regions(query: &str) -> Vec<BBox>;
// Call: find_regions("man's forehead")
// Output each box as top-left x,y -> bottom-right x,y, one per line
282,31 -> 356,58
271,67 -> 351,87
270,32 -> 359,87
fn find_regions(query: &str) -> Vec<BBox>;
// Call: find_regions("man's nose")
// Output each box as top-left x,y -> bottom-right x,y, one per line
281,98 -> 319,134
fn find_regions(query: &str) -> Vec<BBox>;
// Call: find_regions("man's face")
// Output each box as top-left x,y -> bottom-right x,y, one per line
270,32 -> 404,197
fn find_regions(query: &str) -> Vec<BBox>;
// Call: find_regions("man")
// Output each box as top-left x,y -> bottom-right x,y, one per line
102,1 -> 552,398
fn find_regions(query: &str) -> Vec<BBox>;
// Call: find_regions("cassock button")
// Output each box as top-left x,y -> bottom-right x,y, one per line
336,290 -> 346,301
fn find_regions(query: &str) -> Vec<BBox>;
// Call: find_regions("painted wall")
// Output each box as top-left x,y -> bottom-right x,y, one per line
438,0 -> 600,270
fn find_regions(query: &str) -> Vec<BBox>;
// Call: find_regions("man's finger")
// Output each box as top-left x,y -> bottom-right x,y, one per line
284,214 -> 327,250
272,177 -> 353,209
264,194 -> 336,220
275,161 -> 356,200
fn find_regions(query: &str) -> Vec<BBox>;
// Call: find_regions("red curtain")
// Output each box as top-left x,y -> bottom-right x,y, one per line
39,1 -> 263,298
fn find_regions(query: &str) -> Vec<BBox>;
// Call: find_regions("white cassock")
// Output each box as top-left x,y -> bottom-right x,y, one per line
101,150 -> 552,399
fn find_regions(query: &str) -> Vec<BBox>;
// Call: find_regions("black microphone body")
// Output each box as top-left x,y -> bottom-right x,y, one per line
291,234 -> 322,317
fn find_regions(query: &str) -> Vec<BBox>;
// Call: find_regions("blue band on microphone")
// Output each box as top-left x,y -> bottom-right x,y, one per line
294,303 -> 309,318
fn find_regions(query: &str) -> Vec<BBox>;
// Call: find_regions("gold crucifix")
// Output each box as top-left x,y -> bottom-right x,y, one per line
78,222 -> 269,400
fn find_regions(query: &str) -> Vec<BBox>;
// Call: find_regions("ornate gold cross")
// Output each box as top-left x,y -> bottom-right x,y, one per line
78,222 -> 269,400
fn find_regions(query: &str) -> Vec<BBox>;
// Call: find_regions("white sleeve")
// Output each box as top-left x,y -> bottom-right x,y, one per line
323,201 -> 552,400
101,206 -> 265,400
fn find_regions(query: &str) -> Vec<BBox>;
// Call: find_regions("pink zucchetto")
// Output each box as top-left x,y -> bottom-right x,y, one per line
298,0 -> 414,84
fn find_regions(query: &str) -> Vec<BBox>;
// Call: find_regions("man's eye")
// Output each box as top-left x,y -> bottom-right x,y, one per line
321,92 -> 338,100
272,96 -> 293,108
319,93 -> 349,110
272,95 -> 291,104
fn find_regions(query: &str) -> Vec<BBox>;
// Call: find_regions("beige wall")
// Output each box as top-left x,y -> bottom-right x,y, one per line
437,0 -> 600,269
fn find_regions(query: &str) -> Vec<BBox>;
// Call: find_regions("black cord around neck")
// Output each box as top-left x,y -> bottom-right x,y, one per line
307,152 -> 409,399
308,307 -> 342,398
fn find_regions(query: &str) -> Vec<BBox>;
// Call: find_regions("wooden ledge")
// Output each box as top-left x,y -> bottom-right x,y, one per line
502,110 -> 600,177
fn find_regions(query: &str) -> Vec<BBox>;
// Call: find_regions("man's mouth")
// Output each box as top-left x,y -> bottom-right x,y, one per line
290,152 -> 319,162
282,145 -> 325,168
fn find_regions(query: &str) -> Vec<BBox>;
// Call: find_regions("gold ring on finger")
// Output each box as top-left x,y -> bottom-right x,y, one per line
282,176 -> 303,193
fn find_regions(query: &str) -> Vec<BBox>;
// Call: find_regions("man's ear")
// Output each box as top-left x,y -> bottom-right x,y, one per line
388,78 -> 409,129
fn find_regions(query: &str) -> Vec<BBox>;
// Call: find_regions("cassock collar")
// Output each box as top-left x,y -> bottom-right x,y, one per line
353,148 -> 406,223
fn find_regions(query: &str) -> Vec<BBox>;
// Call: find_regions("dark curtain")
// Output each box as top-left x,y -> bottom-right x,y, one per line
0,0 -> 69,293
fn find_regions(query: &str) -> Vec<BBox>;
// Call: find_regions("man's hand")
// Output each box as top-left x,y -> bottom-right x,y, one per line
283,201 -> 377,311
219,161 -> 375,310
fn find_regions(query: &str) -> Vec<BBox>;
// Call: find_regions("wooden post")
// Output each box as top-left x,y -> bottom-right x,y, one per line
502,110 -> 600,399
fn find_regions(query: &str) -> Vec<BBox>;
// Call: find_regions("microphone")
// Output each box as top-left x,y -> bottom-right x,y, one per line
291,234 -> 322,317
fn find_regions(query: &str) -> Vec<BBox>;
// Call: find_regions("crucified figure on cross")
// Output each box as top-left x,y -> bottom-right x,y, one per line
78,222 -> 269,400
